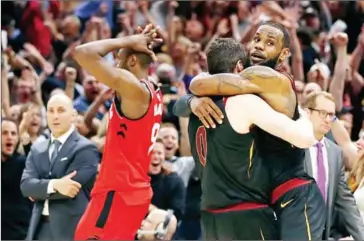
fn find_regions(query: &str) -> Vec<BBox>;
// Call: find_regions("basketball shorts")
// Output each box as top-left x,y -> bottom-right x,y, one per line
271,178 -> 326,240
201,202 -> 279,240
74,191 -> 150,240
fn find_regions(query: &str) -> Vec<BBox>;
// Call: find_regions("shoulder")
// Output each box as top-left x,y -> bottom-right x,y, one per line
30,138 -> 50,154
325,137 -> 341,152
241,66 -> 285,79
76,133 -> 98,150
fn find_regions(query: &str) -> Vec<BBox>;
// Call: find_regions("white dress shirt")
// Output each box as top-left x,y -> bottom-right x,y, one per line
42,126 -> 75,216
309,138 -> 329,201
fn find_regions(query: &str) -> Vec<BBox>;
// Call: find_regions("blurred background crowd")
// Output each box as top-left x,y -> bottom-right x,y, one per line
1,0 -> 364,240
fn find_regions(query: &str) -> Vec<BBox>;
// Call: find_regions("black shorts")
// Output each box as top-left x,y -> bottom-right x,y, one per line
272,179 -> 326,240
201,203 -> 278,240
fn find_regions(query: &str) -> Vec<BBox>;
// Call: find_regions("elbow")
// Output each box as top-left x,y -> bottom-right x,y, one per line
296,133 -> 316,149
73,46 -> 89,62
20,179 -> 30,197
189,79 -> 204,96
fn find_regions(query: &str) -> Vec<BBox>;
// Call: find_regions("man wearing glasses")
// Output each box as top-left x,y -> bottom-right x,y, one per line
302,91 -> 364,240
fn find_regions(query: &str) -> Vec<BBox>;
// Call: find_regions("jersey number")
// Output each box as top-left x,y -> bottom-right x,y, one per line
196,126 -> 207,166
148,123 -> 160,154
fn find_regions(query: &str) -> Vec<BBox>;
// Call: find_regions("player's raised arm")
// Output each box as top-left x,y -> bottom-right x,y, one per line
226,94 -> 316,149
189,66 -> 288,96
73,24 -> 162,117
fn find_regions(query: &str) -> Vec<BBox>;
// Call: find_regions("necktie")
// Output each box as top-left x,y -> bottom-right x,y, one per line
50,140 -> 61,163
316,142 -> 326,201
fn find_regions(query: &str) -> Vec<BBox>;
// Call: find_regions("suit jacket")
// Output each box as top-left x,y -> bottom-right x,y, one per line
20,130 -> 99,240
304,138 -> 364,240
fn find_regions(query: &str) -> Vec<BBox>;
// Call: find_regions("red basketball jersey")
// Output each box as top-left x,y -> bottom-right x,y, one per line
92,80 -> 163,204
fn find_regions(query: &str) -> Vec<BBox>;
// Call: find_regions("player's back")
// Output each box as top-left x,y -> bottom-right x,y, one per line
253,68 -> 312,190
188,97 -> 270,210
93,80 -> 163,200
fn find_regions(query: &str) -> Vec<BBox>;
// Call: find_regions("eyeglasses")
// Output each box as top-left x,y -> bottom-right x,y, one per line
308,108 -> 337,121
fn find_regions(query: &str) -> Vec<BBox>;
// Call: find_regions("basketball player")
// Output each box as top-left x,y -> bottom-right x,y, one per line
175,21 -> 326,240
176,38 -> 317,240
73,24 -> 163,240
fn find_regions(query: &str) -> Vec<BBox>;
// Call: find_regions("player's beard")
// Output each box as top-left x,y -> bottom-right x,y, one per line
244,55 -> 280,69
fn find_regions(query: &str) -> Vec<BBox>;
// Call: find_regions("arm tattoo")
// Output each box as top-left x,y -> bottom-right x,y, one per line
241,67 -> 280,81
216,75 -> 245,94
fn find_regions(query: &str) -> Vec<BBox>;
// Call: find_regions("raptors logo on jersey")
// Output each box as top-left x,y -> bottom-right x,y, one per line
92,80 -> 163,199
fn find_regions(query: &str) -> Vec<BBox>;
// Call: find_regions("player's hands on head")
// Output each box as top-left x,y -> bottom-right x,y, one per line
53,171 -> 82,198
131,24 -> 163,62
190,97 -> 224,129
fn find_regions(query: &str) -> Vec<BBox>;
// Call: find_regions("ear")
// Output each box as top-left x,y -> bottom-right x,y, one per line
236,60 -> 244,73
128,55 -> 138,67
279,48 -> 290,63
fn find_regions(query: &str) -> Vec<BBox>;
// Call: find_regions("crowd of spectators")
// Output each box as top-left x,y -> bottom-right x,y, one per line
1,0 -> 364,240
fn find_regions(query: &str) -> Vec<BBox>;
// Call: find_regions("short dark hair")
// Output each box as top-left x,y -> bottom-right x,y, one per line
258,21 -> 291,48
206,38 -> 246,74
1,117 -> 19,131
123,49 -> 153,69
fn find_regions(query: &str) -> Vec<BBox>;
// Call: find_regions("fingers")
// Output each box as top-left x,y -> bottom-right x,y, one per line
199,108 -> 216,128
137,26 -> 143,33
71,180 -> 82,189
197,114 -> 211,129
206,104 -> 223,124
64,170 -> 77,179
142,23 -> 153,34
207,99 -> 224,120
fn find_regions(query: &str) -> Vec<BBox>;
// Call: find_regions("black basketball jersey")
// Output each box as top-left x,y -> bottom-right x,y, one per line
188,98 -> 271,210
252,68 -> 313,192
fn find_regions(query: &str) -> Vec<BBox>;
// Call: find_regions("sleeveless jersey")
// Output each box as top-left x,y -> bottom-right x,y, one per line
92,80 -> 163,204
189,98 -> 271,210
253,68 -> 312,191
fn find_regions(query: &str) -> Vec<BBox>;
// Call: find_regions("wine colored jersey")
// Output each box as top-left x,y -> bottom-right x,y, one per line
92,80 -> 163,204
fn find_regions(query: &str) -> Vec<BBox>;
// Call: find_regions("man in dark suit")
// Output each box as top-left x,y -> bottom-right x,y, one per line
20,93 -> 99,241
303,91 -> 364,240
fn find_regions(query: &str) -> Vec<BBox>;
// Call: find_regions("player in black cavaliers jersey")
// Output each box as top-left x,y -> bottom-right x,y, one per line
176,36 -> 318,240
174,21 -> 326,240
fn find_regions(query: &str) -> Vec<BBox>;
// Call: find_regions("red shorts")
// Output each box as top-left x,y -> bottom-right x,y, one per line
75,191 -> 150,240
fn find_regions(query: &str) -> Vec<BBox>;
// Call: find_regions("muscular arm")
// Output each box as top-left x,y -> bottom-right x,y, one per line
226,94 -> 316,148
73,37 -> 150,119
190,66 -> 293,116
189,66 -> 288,96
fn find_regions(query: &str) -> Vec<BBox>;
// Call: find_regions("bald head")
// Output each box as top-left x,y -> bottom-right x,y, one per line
47,94 -> 76,137
47,93 -> 73,110
303,82 -> 322,103
138,209 -> 177,240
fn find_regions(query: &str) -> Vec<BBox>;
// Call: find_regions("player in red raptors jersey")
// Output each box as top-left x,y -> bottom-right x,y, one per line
73,25 -> 163,240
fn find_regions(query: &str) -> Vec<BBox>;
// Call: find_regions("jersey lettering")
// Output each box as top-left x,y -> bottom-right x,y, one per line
196,126 -> 207,166
148,123 -> 161,154
154,103 -> 163,116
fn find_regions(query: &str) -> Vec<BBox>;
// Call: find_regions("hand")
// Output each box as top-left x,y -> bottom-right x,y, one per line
100,88 -> 114,102
132,24 -> 163,61
53,171 -> 81,198
187,43 -> 201,55
217,19 -> 230,36
65,67 -> 77,81
168,1 -> 178,10
190,97 -> 224,128
330,32 -> 348,47
43,62 -> 54,75
23,43 -> 41,57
